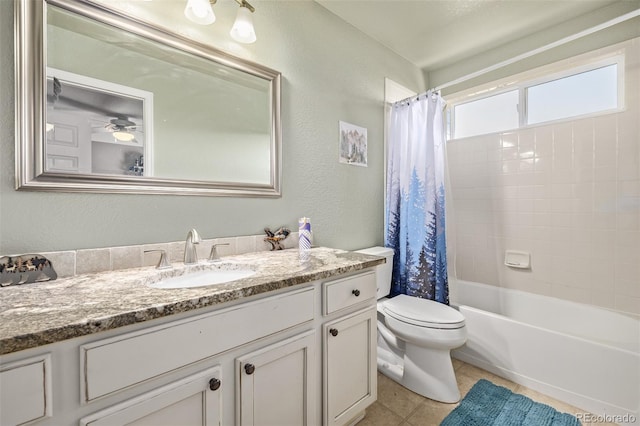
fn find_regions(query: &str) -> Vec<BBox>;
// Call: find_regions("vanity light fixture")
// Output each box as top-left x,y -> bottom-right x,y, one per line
184,0 -> 216,25
230,1 -> 256,44
184,0 -> 257,44
113,131 -> 135,142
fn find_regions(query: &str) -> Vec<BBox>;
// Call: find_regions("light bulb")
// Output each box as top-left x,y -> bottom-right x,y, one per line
113,131 -> 135,142
192,3 -> 208,18
230,5 -> 256,44
184,0 -> 215,25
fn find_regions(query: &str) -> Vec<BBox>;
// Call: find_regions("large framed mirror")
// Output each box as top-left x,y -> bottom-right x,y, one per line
15,0 -> 281,197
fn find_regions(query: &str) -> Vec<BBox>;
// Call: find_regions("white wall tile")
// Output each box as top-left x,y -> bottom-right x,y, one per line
235,236 -> 257,254
111,246 -> 143,270
550,198 -> 572,212
42,251 -> 76,278
501,132 -> 518,148
614,295 -> 640,315
448,41 -> 639,316
167,241 -> 185,263
77,248 -> 111,274
551,284 -> 592,305
572,118 -> 593,145
594,166 -> 618,182
534,127 -> 553,156
591,292 -> 616,310
617,212 -> 640,231
533,199 -> 551,214
618,180 -> 640,197
594,141 -> 617,168
593,114 -> 617,142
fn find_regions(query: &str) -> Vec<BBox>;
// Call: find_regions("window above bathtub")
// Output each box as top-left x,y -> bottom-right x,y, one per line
446,54 -> 625,140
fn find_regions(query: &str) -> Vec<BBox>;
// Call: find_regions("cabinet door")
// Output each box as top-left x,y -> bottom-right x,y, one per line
323,308 -> 377,426
81,366 -> 222,426
0,354 -> 52,426
236,331 -> 316,426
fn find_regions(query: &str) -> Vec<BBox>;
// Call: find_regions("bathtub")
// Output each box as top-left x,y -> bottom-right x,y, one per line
451,280 -> 639,423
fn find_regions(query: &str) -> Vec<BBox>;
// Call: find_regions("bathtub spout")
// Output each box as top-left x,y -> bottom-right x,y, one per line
378,319 -> 401,350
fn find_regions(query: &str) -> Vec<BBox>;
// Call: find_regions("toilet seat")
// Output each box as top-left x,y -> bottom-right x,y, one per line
382,294 -> 465,329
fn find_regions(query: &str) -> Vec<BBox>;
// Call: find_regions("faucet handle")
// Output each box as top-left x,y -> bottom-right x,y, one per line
144,249 -> 172,270
208,243 -> 230,262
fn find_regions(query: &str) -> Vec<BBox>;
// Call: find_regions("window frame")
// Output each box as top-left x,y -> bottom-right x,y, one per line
446,53 -> 625,140
449,87 -> 521,140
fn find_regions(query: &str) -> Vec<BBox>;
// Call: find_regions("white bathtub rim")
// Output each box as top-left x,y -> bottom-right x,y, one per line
452,279 -> 640,352
452,279 -> 640,320
453,349 -> 639,423
455,304 -> 640,356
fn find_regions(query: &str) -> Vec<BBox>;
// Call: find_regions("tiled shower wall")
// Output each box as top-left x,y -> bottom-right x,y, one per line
446,38 -> 640,316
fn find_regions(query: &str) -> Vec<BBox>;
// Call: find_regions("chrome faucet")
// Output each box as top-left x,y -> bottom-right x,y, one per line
184,228 -> 202,265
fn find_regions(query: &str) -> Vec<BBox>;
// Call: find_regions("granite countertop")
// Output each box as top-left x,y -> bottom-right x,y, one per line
0,247 -> 384,356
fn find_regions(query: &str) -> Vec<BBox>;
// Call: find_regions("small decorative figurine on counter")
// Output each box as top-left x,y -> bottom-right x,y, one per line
0,254 -> 57,287
264,227 -> 291,251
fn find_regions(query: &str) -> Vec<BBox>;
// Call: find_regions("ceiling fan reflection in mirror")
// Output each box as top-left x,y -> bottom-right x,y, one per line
105,116 -> 139,142
91,116 -> 142,143
46,69 -> 148,146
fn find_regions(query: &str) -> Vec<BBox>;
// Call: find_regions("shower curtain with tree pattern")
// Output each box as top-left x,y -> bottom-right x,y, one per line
385,91 -> 449,304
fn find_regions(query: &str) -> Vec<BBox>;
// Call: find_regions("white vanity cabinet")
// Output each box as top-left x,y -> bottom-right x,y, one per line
321,271 -> 378,426
0,266 -> 381,426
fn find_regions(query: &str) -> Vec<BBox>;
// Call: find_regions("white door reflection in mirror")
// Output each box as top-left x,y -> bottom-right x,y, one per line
46,68 -> 153,177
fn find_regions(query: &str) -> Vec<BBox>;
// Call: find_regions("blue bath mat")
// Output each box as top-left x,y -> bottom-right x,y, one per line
440,379 -> 581,426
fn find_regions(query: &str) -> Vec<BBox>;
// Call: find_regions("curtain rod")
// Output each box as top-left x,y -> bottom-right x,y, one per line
392,90 -> 441,107
429,8 -> 640,94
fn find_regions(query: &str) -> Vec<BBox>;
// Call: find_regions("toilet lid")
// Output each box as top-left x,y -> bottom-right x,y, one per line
382,294 -> 465,329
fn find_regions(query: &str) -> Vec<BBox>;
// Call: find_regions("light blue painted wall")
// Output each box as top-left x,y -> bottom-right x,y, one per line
0,1 -> 425,254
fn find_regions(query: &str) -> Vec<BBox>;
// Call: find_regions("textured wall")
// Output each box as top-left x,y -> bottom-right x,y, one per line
447,38 -> 640,316
0,1 -> 424,254
430,2 -> 640,95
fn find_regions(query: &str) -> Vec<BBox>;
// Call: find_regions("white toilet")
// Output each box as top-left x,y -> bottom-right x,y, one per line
357,247 -> 467,403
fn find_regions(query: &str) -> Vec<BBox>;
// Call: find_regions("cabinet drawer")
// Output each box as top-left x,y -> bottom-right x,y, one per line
0,354 -> 52,425
81,286 -> 314,402
323,271 -> 376,315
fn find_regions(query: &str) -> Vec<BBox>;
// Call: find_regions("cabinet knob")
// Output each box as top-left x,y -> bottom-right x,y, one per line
244,363 -> 255,375
329,328 -> 339,337
352,289 -> 360,297
209,378 -> 221,391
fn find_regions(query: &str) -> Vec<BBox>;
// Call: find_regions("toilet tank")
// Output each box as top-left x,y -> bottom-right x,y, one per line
355,247 -> 394,299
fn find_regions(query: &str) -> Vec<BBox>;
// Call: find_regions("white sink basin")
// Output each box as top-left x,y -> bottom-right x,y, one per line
149,268 -> 256,289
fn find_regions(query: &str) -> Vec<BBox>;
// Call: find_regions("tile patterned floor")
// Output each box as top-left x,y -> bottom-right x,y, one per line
361,359 -> 617,426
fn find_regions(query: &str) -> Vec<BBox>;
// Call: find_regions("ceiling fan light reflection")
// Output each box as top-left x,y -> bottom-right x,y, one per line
184,0 -> 215,25
230,5 -> 256,44
113,131 -> 135,142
